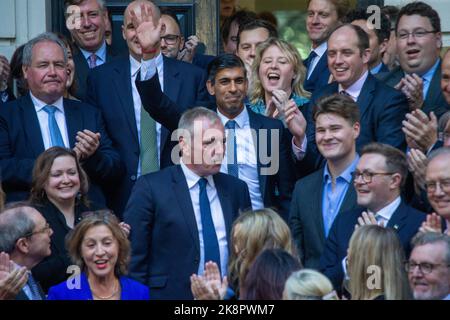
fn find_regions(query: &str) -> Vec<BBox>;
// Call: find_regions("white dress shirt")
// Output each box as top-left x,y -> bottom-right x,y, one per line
307,42 -> 328,80
132,54 -> 164,176
217,108 -> 262,210
180,160 -> 228,278
31,93 -> 70,149
338,71 -> 369,102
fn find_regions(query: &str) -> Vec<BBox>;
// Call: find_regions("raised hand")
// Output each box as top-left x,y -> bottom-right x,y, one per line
407,148 -> 428,192
284,100 -> 307,147
402,110 -> 438,153
178,35 -> 199,63
130,3 -> 164,58
419,212 -> 442,234
355,211 -> 384,229
74,129 -> 101,161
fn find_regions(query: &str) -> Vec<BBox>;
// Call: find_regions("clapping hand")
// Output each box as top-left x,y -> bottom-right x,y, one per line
190,261 -> 228,300
395,74 -> 424,111
419,212 -> 443,234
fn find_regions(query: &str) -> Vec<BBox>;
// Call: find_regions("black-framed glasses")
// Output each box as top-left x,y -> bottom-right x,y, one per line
160,34 -> 180,45
397,29 -> 436,40
425,179 -> 450,193
405,261 -> 450,274
351,171 -> 395,183
22,223 -> 52,238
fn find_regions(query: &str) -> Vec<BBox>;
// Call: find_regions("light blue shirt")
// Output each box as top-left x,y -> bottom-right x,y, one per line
79,41 -> 107,67
322,155 -> 359,237
370,62 -> 384,75
180,160 -> 228,278
419,58 -> 440,100
217,108 -> 262,210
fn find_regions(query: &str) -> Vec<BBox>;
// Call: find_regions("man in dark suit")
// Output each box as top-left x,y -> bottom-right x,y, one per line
346,8 -> 390,75
86,0 -> 209,216
303,0 -> 347,94
377,2 -> 449,118
301,24 -> 409,172
135,45 -> 296,220
0,32 -> 123,205
65,0 -> 118,100
124,107 -> 251,300
320,143 -> 426,291
0,203 -> 52,300
290,94 -> 361,269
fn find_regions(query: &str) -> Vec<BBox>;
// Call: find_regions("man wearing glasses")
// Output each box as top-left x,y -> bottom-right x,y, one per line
86,0 -> 210,216
320,142 -> 426,292
407,232 -> 450,300
0,203 -> 53,300
380,1 -> 449,118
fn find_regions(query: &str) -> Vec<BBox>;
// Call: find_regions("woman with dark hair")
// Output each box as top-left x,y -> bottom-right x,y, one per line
47,211 -> 148,300
6,44 -> 28,98
240,248 -> 301,300
55,33 -> 78,100
30,147 -> 101,292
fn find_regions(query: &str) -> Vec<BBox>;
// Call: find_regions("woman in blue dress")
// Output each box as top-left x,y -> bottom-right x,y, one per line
47,211 -> 149,300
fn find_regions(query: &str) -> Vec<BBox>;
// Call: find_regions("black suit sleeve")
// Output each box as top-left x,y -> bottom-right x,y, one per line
136,74 -> 185,133
289,181 -> 305,264
123,176 -> 155,284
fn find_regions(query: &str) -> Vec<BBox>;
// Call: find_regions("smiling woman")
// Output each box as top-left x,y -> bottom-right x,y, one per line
30,147 -> 93,293
47,211 -> 149,300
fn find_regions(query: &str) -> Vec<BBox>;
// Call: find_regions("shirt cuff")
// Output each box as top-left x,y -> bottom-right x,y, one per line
292,135 -> 307,161
140,58 -> 158,81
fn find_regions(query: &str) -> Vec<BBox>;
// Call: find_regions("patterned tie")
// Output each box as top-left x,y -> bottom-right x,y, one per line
225,120 -> 239,178
140,104 -> 159,175
198,178 -> 221,270
27,273 -> 43,300
88,53 -> 97,69
303,50 -> 318,70
340,90 -> 350,96
43,105 -> 65,147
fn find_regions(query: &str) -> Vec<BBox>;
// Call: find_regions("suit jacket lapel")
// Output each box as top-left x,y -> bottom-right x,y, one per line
386,200 -> 408,231
311,169 -> 326,241
356,74 -> 376,119
247,108 -> 267,198
112,59 -> 139,143
213,174 -> 233,240
63,99 -> 82,148
172,166 -> 200,254
339,183 -> 357,214
423,60 -> 441,114
20,95 -> 45,157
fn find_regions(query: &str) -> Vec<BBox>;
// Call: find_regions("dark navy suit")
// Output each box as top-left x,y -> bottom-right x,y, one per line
136,73 -> 296,220
86,55 -> 210,216
123,165 -> 251,300
319,200 -> 426,291
0,94 -> 123,206
72,44 -> 118,101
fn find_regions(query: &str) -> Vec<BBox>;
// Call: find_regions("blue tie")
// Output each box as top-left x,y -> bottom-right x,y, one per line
198,178 -> 221,270
225,120 -> 239,178
43,105 -> 65,147
27,273 -> 43,300
303,50 -> 318,70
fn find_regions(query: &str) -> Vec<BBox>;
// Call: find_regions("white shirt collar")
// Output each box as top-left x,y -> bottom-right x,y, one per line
217,106 -> 249,129
313,42 -> 328,58
30,92 -> 64,113
180,160 -> 215,189
369,196 -> 402,222
338,70 -> 369,100
129,54 -> 141,78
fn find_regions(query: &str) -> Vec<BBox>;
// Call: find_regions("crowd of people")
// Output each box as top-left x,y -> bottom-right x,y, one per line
0,0 -> 449,301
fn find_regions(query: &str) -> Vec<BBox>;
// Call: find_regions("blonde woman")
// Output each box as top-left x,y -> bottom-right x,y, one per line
283,269 -> 337,300
347,225 -> 412,300
249,38 -> 310,123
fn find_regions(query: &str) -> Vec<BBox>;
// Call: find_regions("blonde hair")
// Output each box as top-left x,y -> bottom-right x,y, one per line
250,37 -> 310,105
283,269 -> 334,300
228,208 -> 298,296
347,225 -> 412,300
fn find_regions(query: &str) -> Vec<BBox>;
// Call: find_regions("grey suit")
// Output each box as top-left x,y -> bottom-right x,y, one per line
289,167 -> 359,269
377,60 -> 449,118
